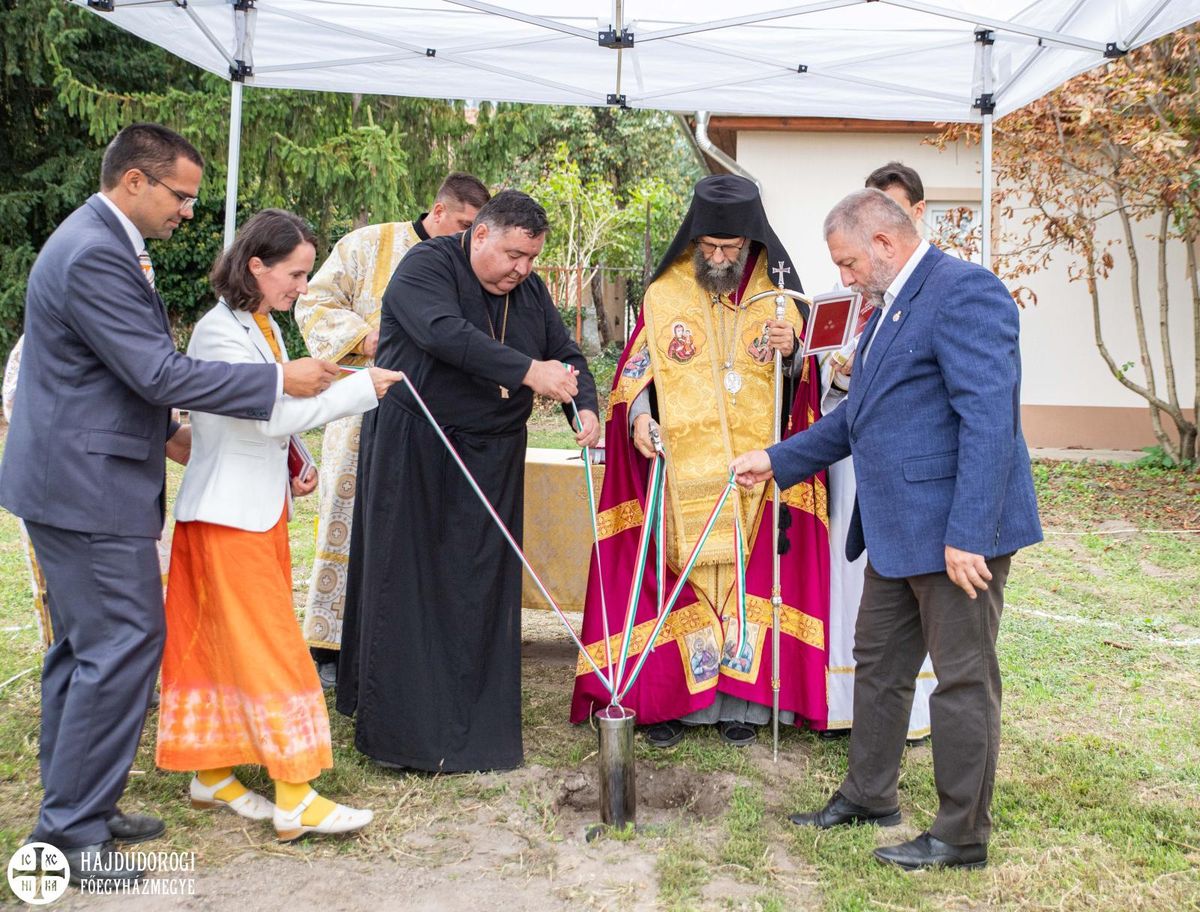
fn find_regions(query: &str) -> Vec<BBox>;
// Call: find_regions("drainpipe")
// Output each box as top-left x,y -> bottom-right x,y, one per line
674,113 -> 710,172
693,111 -> 761,191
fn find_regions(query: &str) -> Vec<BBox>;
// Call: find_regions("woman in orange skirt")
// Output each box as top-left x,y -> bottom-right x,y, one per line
157,209 -> 402,841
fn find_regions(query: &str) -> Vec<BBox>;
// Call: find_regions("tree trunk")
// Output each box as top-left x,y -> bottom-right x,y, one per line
1155,211 -> 1181,418
1083,246 -> 1182,456
1111,186 -> 1177,460
591,270 -> 626,347
1188,236 -> 1200,466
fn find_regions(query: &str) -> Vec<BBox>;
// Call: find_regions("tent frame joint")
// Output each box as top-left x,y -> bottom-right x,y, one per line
599,28 -> 635,49
426,48 -> 437,57
797,63 -> 809,73
233,0 -> 255,11
86,0 -> 114,11
975,28 -> 995,45
974,92 -> 995,114
607,93 -> 628,108
230,60 -> 253,82
1104,42 -> 1129,57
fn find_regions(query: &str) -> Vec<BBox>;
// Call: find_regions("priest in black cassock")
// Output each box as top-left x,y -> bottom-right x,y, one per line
337,190 -> 600,773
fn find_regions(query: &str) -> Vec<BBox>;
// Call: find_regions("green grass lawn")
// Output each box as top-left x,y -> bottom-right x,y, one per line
0,432 -> 1197,910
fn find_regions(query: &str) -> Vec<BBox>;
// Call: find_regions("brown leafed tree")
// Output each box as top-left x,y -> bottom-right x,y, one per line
939,27 -> 1200,467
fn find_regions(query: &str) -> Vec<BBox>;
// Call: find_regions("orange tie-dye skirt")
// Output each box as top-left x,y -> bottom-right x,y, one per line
156,508 -> 332,783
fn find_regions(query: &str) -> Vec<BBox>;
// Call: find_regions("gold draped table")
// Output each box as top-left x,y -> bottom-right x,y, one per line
521,447 -> 605,612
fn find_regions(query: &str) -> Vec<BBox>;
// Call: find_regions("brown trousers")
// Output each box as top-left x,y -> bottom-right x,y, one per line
839,555 -> 1011,845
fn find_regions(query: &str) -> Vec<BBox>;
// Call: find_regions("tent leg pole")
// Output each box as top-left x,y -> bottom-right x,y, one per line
223,81 -> 244,250
976,29 -> 994,271
982,110 -> 993,270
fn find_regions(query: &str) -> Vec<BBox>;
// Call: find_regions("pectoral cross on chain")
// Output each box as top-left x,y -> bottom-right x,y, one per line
771,260 -> 791,289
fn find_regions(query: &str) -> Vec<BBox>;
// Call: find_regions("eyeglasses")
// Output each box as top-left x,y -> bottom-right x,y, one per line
142,170 -> 198,212
697,239 -> 745,256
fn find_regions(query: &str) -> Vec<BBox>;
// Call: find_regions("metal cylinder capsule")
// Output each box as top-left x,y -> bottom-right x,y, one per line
595,706 -> 637,828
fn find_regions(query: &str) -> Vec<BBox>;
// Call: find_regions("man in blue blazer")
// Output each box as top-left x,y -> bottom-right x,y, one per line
731,188 -> 1041,871
0,123 -> 339,885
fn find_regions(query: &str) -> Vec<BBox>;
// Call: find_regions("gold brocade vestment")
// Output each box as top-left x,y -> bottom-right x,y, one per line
296,221 -> 423,649
642,250 -> 804,610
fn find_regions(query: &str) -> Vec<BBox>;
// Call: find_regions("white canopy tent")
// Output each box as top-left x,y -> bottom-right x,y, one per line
72,0 -> 1200,263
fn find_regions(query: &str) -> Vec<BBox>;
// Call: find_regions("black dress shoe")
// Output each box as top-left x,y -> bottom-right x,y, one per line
817,728 -> 850,741
905,734 -> 931,747
643,719 -> 685,748
717,721 -> 756,747
316,660 -> 338,690
61,840 -> 144,887
788,790 -> 901,828
107,811 -> 165,845
873,832 -> 988,870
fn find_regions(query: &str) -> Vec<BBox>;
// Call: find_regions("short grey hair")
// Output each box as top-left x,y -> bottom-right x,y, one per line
823,188 -> 919,244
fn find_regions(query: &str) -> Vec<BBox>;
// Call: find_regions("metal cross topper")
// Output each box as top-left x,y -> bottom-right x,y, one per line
771,260 -> 791,289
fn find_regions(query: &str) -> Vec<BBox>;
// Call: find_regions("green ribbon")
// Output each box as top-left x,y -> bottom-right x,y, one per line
615,473 -> 741,703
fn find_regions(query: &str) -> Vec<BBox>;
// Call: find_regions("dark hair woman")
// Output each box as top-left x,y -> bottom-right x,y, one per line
155,209 -> 403,841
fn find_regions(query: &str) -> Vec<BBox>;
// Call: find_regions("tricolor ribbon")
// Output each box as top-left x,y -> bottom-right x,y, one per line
615,474 -> 740,703
402,367 -> 749,708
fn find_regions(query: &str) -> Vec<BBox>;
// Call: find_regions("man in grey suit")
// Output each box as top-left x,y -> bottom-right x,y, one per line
0,123 -> 339,886
731,189 -> 1041,871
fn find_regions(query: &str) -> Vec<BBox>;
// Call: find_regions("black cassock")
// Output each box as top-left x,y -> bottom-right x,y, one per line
337,230 -> 597,772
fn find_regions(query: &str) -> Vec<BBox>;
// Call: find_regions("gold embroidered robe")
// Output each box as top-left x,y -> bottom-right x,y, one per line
641,249 -> 804,612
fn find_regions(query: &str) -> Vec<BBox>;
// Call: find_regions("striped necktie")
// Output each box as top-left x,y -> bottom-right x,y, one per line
138,249 -> 156,291
857,303 -> 885,366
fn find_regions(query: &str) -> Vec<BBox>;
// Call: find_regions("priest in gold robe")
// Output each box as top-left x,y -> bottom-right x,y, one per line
570,175 -> 831,747
297,173 -> 490,683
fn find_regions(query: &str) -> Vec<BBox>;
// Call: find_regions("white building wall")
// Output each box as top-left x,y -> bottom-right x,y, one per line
1004,201 -> 1196,410
736,131 -> 1197,428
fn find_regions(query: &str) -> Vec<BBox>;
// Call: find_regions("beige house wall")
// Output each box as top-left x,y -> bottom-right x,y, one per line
734,130 -> 1198,450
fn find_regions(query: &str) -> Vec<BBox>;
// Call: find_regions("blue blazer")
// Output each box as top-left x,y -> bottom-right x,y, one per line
768,245 -> 1042,578
0,195 -> 278,538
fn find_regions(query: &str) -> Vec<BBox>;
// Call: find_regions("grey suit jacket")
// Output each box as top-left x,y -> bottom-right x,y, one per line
0,194 -> 278,538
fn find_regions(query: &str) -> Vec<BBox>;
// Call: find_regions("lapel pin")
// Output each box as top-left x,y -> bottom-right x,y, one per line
892,310 -> 902,322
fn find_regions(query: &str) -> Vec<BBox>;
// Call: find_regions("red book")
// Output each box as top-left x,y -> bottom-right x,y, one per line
287,434 -> 316,480
801,291 -> 864,356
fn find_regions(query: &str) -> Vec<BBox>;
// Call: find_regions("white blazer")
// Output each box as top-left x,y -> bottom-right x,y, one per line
173,302 -> 379,532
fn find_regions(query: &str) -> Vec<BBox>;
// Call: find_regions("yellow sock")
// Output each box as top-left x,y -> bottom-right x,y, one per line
274,780 -> 337,826
197,767 -> 248,803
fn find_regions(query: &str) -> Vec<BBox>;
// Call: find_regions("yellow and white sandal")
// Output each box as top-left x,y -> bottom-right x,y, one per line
273,789 -> 373,842
189,775 -> 275,821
